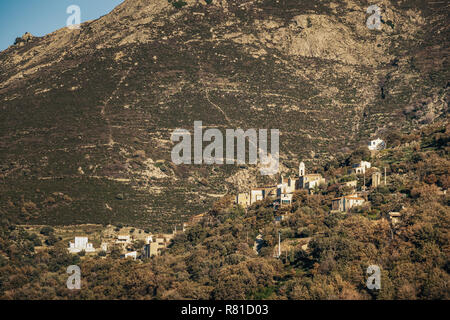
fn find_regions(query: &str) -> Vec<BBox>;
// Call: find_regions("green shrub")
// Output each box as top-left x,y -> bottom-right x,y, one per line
40,226 -> 54,236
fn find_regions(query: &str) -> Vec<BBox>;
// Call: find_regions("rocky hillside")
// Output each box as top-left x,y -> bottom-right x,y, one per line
0,0 -> 448,230
0,119 -> 448,300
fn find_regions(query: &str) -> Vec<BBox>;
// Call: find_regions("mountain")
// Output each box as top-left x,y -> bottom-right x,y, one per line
0,119 -> 448,299
0,0 -> 448,230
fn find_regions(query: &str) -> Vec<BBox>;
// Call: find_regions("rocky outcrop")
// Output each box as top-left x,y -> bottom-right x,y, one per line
14,32 -> 34,46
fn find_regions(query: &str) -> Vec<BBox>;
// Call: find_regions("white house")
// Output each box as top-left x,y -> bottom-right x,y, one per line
352,161 -> 372,174
368,138 -> 386,151
68,237 -> 95,253
124,251 -> 137,260
279,192 -> 293,206
116,235 -> 131,244
250,189 -> 264,203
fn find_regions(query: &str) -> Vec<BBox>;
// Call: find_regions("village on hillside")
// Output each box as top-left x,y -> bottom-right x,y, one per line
235,138 -> 390,215
66,230 -> 177,261
56,138 -> 406,261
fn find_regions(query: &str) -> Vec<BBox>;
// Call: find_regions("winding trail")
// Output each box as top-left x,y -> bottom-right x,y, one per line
100,66 -> 134,149
204,88 -> 233,125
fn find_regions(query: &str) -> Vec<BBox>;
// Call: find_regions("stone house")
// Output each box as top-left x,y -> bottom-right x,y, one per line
388,212 -> 401,225
331,195 -> 365,212
372,170 -> 382,188
235,192 -> 251,208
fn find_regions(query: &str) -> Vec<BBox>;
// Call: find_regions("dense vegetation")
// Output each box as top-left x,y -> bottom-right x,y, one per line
0,120 -> 448,299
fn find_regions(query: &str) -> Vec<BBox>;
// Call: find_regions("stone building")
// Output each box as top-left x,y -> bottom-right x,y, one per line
331,195 -> 365,212
372,170 -> 382,188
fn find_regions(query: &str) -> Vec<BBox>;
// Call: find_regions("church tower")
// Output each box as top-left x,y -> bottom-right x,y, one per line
299,162 -> 305,177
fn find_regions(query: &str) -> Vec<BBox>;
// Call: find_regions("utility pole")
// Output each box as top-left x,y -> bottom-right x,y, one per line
363,171 -> 366,188
278,231 -> 281,258
384,167 -> 387,185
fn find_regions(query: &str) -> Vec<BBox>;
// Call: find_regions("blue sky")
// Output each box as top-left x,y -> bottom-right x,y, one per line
0,0 -> 124,51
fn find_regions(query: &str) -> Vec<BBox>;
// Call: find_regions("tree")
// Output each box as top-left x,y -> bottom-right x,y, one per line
45,234 -> 58,246
40,226 -> 54,236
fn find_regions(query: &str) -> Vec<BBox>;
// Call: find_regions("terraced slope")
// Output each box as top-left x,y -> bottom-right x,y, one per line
0,0 -> 448,230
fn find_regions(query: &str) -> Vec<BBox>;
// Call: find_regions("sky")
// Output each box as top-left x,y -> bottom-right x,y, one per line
0,0 -> 124,52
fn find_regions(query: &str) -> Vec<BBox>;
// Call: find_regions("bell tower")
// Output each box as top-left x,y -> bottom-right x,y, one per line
299,162 -> 305,177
